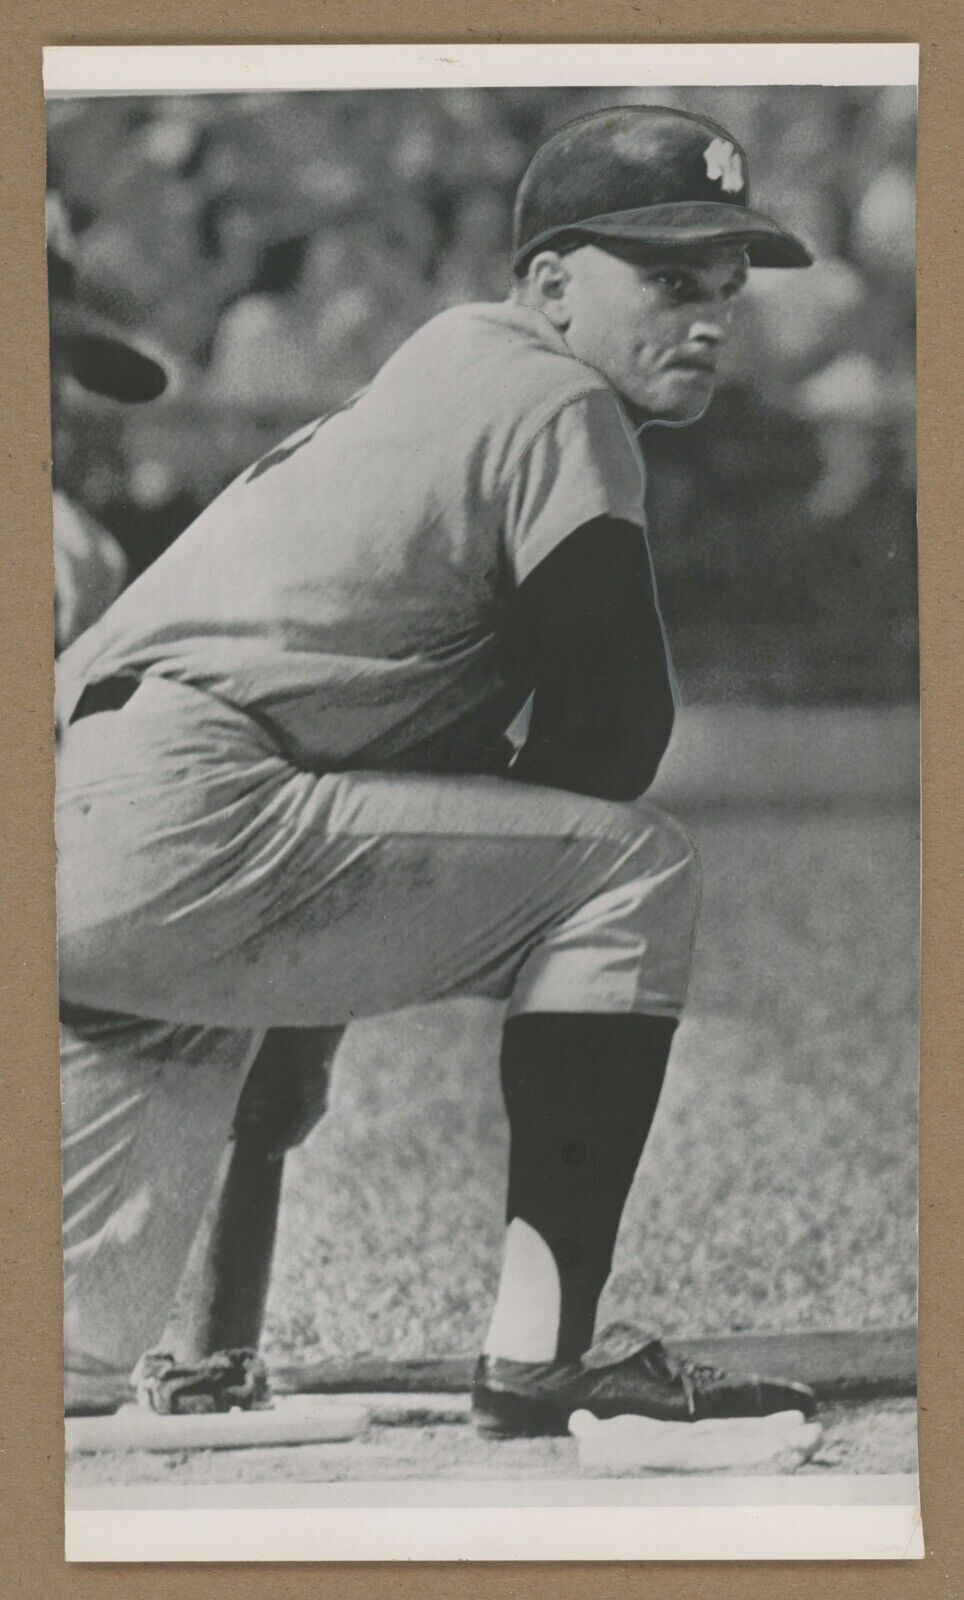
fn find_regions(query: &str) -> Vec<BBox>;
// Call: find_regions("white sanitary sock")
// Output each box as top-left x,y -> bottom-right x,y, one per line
482,1218 -> 562,1363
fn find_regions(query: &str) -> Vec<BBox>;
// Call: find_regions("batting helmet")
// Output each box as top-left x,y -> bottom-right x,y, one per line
512,104 -> 813,275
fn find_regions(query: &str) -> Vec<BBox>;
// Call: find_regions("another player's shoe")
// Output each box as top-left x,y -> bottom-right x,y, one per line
472,1322 -> 817,1437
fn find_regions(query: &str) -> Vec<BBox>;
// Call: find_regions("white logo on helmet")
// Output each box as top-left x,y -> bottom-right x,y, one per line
704,138 -> 744,194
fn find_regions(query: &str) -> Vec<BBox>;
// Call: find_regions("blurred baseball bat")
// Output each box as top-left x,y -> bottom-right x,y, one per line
169,1027 -> 342,1359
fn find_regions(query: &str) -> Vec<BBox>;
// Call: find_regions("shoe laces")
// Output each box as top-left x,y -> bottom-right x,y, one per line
672,1356 -> 729,1410
588,1325 -> 729,1397
636,1339 -> 729,1410
672,1355 -> 728,1386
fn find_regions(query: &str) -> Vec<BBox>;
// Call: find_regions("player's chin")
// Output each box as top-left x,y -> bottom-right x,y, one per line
649,368 -> 718,423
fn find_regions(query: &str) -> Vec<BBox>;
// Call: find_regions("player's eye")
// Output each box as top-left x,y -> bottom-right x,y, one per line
646,265 -> 747,305
720,278 -> 744,301
649,270 -> 692,299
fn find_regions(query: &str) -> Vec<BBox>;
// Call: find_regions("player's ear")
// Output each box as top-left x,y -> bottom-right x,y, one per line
524,251 -> 573,329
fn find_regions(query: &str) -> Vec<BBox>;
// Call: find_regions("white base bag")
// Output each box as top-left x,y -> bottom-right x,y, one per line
569,1407 -> 823,1473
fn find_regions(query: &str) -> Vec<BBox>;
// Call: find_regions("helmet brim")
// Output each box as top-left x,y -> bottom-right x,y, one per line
514,202 -> 813,272
51,304 -> 170,403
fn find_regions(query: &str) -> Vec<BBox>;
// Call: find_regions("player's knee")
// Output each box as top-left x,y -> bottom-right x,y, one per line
654,808 -> 700,887
508,803 -> 700,1019
594,802 -> 702,949
602,800 -> 700,888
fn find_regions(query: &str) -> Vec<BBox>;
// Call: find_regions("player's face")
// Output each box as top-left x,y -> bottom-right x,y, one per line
549,242 -> 748,421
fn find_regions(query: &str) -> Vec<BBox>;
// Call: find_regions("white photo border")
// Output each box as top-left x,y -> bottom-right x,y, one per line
44,41 -> 919,95
50,40 -> 921,1563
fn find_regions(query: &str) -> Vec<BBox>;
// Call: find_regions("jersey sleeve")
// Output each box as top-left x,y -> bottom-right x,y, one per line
503,388 -> 646,587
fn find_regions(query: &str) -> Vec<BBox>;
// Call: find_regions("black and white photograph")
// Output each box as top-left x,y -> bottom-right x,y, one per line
47,44 -> 920,1561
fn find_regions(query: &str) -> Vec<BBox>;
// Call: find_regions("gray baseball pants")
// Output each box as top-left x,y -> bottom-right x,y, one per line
57,676 -> 700,1388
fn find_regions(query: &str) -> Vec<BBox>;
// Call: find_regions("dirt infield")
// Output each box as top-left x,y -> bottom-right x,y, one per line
68,1398 -> 916,1487
274,1326 -> 916,1404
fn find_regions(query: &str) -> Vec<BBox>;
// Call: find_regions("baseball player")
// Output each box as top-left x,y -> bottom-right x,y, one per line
47,194 -> 169,653
57,105 -> 817,1439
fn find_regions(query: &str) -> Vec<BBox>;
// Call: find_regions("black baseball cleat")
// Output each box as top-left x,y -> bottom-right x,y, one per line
472,1323 -> 817,1437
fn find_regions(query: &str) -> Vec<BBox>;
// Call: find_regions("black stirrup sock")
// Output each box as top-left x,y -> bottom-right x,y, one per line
500,1012 -> 676,1363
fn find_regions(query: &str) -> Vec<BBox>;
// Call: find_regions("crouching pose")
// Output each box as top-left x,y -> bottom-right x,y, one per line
57,105 -> 817,1433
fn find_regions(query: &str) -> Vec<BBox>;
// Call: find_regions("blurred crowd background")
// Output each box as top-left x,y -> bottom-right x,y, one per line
46,86 -> 917,703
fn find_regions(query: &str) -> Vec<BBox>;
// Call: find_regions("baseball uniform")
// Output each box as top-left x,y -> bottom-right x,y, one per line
57,297 -> 699,1380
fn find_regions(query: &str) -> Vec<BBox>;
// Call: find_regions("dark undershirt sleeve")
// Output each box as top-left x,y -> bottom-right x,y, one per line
508,515 -> 676,802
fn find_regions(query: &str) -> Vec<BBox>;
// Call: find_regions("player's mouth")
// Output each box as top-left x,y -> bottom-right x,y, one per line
664,353 -> 718,374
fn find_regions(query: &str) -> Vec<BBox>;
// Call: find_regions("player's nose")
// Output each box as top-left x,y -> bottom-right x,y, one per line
687,316 -> 729,348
